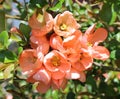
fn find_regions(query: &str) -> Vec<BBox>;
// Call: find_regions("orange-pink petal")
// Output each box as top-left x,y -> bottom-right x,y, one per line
92,46 -> 110,60
19,49 -> 42,73
36,82 -> 50,93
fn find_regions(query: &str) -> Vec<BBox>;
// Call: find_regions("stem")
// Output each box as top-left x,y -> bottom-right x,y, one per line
23,0 -> 28,20
93,62 -> 120,72
5,14 -> 27,21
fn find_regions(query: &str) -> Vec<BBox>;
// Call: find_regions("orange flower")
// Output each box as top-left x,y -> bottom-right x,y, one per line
29,9 -> 53,36
50,31 -> 82,63
19,49 -> 43,75
30,35 -> 49,54
81,24 -> 110,60
43,50 -> 71,79
54,11 -> 80,37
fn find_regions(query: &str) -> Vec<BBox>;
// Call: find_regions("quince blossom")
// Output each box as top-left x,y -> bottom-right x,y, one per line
19,10 -> 110,93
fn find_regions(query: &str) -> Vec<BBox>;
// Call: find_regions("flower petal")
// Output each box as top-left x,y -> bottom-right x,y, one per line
52,70 -> 65,80
36,82 -> 50,93
89,28 -> 108,45
79,72 -> 86,82
33,66 -> 51,84
66,68 -> 81,79
92,46 -> 110,60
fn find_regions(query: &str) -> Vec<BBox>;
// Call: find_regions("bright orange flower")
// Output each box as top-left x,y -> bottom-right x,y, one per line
43,50 -> 71,79
29,9 -> 53,36
19,49 -> 43,75
54,11 -> 80,37
81,24 -> 110,60
30,35 -> 49,54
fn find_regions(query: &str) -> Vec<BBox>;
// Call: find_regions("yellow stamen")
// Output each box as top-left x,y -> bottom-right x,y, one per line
87,42 -> 93,47
51,56 -> 61,66
60,23 -> 67,31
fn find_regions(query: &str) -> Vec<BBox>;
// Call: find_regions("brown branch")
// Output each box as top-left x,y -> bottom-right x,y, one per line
93,62 -> 120,72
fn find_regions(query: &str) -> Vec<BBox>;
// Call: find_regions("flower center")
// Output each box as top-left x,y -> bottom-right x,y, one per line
87,42 -> 93,47
29,57 -> 37,64
51,56 -> 61,66
60,23 -> 67,31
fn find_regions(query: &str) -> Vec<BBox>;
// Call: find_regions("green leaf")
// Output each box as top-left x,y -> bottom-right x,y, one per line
0,10 -> 5,32
65,0 -> 73,11
99,3 -> 112,24
4,64 -> 14,79
66,91 -> 75,99
29,0 -> 47,8
0,50 -> 17,63
109,4 -> 117,25
99,3 -> 117,25
0,31 -> 9,50
86,75 -> 97,92
19,23 -> 31,41
116,32 -> 120,42
49,0 -> 65,12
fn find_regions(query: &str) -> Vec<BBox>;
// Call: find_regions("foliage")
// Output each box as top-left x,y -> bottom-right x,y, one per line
0,0 -> 120,99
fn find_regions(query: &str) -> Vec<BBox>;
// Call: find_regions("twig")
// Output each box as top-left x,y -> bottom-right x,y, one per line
23,0 -> 28,20
5,14 -> 27,21
75,0 -> 84,6
93,62 -> 120,72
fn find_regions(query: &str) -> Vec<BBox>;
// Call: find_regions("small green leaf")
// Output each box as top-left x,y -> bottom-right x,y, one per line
49,0 -> 65,12
29,0 -> 47,8
0,31 -> 9,50
65,0 -> 73,11
19,23 -> 31,41
0,10 -> 5,32
116,32 -> 120,42
4,64 -> 14,79
0,71 -> 4,79
0,50 -> 17,63
109,4 -> 117,25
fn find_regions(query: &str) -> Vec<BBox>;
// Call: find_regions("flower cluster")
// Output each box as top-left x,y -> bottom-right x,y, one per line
19,10 -> 110,93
